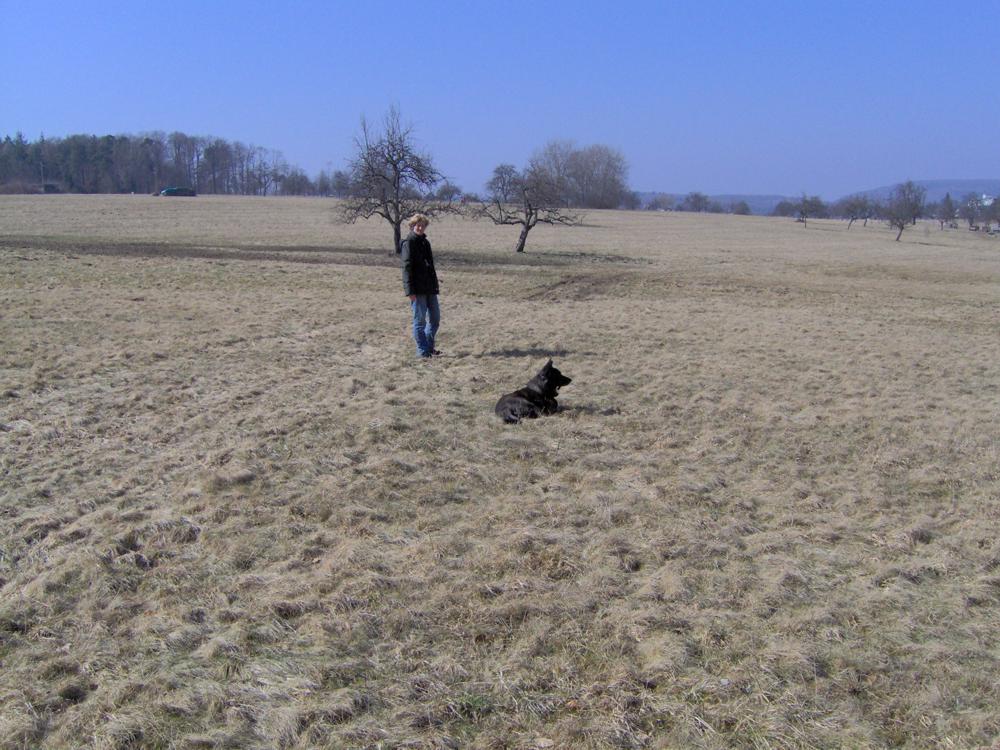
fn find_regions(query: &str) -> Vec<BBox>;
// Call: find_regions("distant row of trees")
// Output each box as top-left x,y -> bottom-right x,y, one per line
645,188 -> 1000,235
0,131 -> 321,196
645,192 -> 752,215
772,186 -> 999,239
1,128 -> 634,210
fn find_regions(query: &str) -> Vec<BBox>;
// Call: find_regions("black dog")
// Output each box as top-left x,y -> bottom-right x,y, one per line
494,359 -> 572,424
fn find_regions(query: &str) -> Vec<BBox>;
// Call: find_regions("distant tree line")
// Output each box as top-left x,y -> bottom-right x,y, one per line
769,185 -> 999,239
646,192 -> 752,215
0,131 -> 335,196
1,130 -> 635,209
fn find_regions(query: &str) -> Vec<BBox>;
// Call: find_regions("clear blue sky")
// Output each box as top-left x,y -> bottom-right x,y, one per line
3,0 -> 998,198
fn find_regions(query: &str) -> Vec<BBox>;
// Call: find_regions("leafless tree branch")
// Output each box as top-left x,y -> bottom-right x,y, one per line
340,107 -> 448,253
472,162 -> 581,252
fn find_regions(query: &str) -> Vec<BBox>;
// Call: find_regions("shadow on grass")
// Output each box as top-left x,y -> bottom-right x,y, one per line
563,404 -> 621,417
480,348 -> 571,358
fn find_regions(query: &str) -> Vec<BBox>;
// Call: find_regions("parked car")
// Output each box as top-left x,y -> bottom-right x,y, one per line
159,186 -> 197,197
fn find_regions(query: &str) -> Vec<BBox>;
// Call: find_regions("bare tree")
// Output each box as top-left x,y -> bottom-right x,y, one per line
523,140 -> 631,208
201,138 -> 232,194
231,142 -> 250,194
836,194 -> 871,229
646,193 -> 674,211
796,194 -> 827,227
986,196 -> 1000,232
167,132 -> 202,191
621,191 -> 642,210
566,144 -> 630,208
937,192 -> 956,229
279,167 -> 314,195
341,107 -> 445,253
679,192 -> 710,212
476,162 -> 580,253
331,170 -> 351,198
433,181 -> 463,203
315,170 -> 332,196
885,181 -> 926,241
530,140 -> 575,206
772,199 -> 797,217
958,192 -> 981,229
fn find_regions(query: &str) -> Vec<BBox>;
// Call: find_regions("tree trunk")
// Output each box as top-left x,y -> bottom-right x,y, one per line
848,217 -> 855,230
514,223 -> 531,253
393,221 -> 402,254
895,226 -> 904,241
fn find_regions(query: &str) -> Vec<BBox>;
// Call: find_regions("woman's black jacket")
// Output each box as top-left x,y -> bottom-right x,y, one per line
400,232 -> 439,296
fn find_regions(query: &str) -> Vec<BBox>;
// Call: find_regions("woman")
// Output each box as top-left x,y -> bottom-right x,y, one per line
399,214 -> 441,358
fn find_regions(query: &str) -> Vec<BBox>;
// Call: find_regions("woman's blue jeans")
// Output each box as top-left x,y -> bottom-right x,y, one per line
410,294 -> 440,357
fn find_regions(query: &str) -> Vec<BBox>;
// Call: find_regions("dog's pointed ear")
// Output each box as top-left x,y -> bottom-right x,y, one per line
545,359 -> 553,368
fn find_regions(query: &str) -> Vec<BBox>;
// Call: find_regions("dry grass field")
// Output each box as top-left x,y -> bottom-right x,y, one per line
2,194 -> 999,749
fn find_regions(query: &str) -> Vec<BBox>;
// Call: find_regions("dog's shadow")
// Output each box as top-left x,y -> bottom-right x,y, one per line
564,404 -> 620,417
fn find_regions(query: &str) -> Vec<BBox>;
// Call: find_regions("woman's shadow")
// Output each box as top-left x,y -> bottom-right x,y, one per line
481,348 -> 571,358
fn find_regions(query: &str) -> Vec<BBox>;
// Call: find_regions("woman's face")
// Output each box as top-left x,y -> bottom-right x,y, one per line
413,222 -> 427,235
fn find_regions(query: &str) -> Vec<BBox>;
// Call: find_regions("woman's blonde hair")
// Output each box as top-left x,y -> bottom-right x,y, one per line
408,213 -> 430,228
